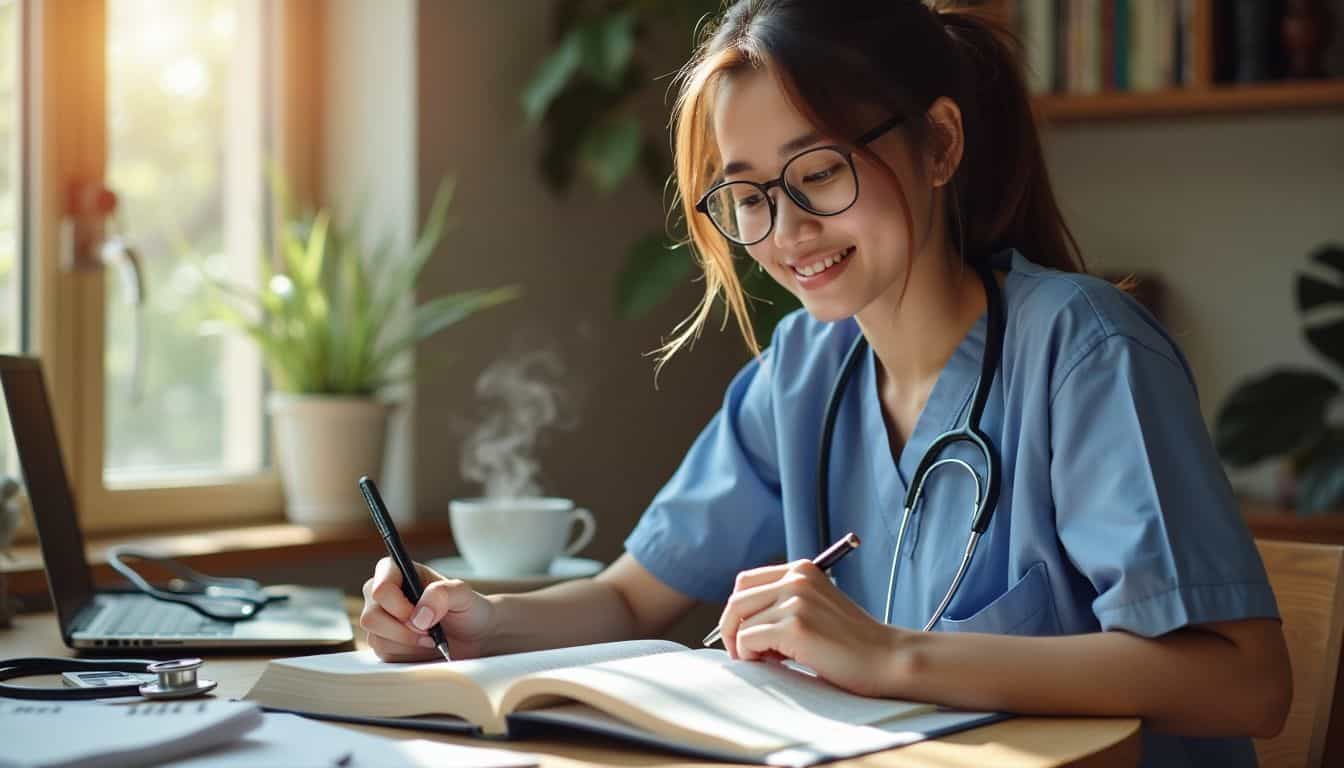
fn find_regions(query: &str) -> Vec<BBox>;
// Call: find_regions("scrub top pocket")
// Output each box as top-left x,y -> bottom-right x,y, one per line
935,561 -> 1061,636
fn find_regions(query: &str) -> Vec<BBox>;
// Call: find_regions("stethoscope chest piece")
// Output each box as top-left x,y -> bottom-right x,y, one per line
139,658 -> 216,700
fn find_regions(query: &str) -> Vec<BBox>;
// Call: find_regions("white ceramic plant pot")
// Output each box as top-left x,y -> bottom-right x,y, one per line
268,393 -> 391,527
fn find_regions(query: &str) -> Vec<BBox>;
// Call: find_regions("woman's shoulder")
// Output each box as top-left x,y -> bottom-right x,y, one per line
1002,250 -> 1192,382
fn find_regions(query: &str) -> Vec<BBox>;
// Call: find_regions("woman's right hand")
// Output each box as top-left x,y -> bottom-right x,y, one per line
360,557 -> 496,662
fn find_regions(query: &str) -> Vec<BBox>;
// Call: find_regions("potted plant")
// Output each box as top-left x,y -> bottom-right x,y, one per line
1215,243 -> 1344,517
520,0 -> 800,342
203,178 -> 518,526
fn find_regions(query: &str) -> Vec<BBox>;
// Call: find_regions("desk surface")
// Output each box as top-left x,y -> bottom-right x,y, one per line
1,607 -> 1141,768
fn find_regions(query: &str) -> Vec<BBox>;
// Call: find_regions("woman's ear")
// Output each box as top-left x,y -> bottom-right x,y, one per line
925,97 -> 965,188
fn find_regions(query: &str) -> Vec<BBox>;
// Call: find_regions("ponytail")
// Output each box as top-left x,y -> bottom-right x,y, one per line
937,7 -> 1084,274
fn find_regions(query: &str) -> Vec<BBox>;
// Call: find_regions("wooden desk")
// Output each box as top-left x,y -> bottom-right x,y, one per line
0,609 -> 1141,768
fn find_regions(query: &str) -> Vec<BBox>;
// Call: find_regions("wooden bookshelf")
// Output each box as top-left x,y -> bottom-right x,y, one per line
981,0 -> 1344,122
1035,78 -> 1344,122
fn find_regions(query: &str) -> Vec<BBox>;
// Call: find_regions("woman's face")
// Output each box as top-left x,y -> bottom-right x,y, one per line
711,68 -> 938,323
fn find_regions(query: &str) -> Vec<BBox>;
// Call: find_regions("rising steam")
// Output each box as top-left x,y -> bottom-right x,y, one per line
460,349 -> 574,499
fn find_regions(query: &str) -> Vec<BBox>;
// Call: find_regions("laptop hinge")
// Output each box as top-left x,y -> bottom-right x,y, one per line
68,600 -> 105,633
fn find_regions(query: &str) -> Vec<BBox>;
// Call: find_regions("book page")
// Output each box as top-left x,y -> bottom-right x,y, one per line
248,640 -> 687,734
498,648 -> 934,755
450,639 -> 686,705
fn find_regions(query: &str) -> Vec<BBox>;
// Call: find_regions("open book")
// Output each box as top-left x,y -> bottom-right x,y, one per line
245,640 -> 1003,766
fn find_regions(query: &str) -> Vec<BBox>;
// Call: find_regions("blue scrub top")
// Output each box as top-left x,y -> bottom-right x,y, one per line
625,249 -> 1279,767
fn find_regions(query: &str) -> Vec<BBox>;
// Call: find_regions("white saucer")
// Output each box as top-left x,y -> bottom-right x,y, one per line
425,556 -> 604,592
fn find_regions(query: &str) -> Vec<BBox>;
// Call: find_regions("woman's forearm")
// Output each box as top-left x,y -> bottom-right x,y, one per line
887,619 -> 1290,738
483,578 -> 640,655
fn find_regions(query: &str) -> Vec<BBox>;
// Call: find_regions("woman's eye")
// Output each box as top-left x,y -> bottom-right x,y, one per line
735,194 -> 764,209
802,164 -> 842,183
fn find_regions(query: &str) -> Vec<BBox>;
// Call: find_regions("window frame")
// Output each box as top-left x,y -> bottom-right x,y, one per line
22,0 -> 313,537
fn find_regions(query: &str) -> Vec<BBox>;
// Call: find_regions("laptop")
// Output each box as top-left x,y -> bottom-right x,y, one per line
0,354 -> 354,650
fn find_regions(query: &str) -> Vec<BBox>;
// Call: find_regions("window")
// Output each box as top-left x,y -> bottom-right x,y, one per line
103,0 -> 265,484
28,0 -> 283,534
0,0 -> 20,479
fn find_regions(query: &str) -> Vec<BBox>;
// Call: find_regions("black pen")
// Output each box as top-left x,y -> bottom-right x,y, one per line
359,475 -> 452,661
701,531 -> 861,647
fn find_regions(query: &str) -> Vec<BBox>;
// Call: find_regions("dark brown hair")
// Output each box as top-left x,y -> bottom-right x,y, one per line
660,0 -> 1084,366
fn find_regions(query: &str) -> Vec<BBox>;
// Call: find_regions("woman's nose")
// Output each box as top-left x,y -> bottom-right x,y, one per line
771,190 -> 820,248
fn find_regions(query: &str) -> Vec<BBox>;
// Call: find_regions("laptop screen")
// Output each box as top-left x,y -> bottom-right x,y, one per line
0,355 -> 95,628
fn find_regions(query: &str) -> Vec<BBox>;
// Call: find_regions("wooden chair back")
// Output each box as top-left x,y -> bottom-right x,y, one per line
1255,539 -> 1344,768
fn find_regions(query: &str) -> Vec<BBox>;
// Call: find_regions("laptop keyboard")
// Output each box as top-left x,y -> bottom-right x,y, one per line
103,595 -> 236,638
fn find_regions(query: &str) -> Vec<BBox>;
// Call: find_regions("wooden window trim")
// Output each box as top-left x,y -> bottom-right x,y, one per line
2,518 -> 454,611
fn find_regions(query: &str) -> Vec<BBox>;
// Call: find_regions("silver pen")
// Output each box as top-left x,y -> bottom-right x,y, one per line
702,532 -> 860,647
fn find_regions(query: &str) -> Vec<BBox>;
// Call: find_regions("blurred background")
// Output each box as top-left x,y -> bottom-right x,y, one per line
1,1 -> 1343,634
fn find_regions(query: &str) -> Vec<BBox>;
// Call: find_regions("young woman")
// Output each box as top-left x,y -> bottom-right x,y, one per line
361,1 -> 1291,764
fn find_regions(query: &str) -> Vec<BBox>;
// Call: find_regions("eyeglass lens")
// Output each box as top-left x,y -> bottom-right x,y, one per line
703,147 -> 857,245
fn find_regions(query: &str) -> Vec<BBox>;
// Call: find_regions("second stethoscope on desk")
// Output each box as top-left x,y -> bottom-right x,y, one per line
817,261 -> 1006,632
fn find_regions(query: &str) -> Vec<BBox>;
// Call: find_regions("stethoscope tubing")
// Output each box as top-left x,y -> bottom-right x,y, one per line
817,262 -> 1005,631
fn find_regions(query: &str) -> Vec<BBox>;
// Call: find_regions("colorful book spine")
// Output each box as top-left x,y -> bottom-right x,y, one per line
1113,0 -> 1130,90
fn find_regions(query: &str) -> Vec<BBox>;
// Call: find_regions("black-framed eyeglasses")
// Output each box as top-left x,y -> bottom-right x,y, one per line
694,114 -> 905,246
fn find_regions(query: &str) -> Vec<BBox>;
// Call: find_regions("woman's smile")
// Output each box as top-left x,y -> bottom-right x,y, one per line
787,245 -> 856,289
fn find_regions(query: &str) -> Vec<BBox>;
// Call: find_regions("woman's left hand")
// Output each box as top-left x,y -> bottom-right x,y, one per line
717,560 -> 907,697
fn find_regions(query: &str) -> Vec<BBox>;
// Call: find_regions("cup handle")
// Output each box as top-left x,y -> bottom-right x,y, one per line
564,508 -> 596,557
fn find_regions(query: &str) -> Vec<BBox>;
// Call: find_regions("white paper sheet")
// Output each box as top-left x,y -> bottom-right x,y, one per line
164,713 -> 538,768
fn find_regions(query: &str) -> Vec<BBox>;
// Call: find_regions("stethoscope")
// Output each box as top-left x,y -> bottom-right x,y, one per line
107,546 -> 288,621
817,261 -> 1005,632
0,657 -> 217,701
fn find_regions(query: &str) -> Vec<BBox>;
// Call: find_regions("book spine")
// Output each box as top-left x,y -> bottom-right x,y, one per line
1130,0 -> 1156,91
1055,0 -> 1070,91
1069,0 -> 1085,92
1157,0 -> 1176,87
1113,0 -> 1130,90
1230,0 -> 1281,82
1023,0 -> 1056,94
1101,0 -> 1115,89
1081,0 -> 1102,93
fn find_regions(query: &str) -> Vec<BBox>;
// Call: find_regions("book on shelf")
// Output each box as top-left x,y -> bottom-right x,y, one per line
245,639 -> 1004,767
1012,0 -> 1196,94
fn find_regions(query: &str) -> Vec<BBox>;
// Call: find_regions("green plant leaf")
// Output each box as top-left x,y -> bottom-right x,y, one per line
538,79 -> 630,192
1297,273 -> 1344,312
1214,369 -> 1340,466
577,11 -> 636,88
204,171 -> 516,395
1295,432 -> 1344,516
579,114 -> 642,192
521,30 -> 583,124
369,178 -> 455,336
1310,243 -> 1344,274
615,234 -> 694,318
371,286 -> 521,379
1306,318 -> 1344,373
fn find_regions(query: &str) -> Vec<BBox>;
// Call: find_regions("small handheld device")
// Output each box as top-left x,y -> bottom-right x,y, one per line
62,670 -> 156,689
358,475 -> 452,661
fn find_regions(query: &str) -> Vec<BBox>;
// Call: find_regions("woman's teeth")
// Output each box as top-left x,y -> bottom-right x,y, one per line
794,246 -> 855,277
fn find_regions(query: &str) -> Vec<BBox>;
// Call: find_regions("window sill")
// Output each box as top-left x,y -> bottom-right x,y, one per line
1,519 -> 454,611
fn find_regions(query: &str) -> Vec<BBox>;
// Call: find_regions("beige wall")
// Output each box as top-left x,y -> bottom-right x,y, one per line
321,0 -> 419,521
412,1 -> 748,580
1042,113 -> 1344,496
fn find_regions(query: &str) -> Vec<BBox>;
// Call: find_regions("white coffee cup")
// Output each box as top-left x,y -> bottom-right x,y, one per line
449,497 -> 596,578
